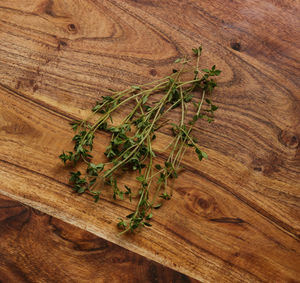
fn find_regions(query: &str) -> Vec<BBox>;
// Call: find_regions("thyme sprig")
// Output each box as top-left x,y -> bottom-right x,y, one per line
59,47 -> 221,233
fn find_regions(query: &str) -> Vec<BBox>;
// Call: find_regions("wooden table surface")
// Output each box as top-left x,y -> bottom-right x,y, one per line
0,0 -> 299,282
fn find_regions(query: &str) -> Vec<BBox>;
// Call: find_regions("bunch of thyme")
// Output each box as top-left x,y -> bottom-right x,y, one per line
59,47 -> 221,234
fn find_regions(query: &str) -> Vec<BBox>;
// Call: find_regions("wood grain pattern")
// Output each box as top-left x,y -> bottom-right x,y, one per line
0,0 -> 299,282
0,194 -> 198,283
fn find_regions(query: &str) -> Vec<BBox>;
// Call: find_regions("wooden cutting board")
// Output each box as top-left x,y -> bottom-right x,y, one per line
0,1 -> 299,282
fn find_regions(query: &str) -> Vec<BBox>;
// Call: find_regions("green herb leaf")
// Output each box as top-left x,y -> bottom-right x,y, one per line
155,164 -> 162,170
160,193 -> 171,200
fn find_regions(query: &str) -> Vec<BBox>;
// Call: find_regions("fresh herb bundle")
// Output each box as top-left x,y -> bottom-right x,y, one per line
59,47 -> 221,234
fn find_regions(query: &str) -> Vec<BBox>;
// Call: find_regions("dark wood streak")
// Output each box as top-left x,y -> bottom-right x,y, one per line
0,83 -> 75,122
210,218 -> 246,224
0,194 -> 199,283
0,260 -> 33,283
0,158 -> 72,189
163,225 -> 266,283
185,163 -> 299,240
0,5 -> 39,16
